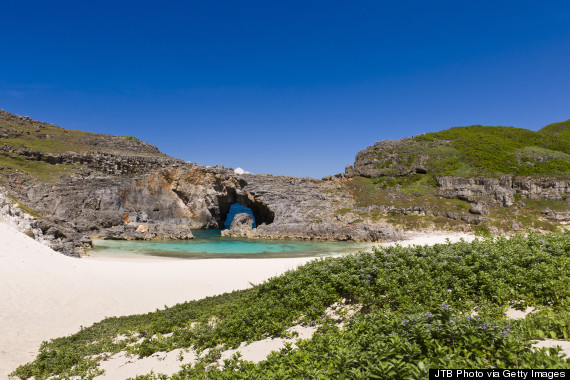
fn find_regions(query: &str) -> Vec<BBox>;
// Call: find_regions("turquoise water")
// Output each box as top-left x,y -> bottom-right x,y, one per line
90,229 -> 367,259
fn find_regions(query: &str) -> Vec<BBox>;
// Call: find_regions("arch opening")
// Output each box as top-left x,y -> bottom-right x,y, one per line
215,190 -> 274,229
223,203 -> 257,229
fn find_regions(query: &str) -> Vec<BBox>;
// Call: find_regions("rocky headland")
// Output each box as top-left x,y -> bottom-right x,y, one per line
0,110 -> 568,256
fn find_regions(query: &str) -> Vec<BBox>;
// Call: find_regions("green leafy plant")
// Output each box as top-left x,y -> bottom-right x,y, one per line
12,232 -> 570,379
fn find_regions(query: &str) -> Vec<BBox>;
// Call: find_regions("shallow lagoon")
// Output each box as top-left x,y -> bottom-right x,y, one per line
90,229 -> 368,259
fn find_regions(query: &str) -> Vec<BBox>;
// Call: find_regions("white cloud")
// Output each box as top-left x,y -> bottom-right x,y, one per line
234,167 -> 251,175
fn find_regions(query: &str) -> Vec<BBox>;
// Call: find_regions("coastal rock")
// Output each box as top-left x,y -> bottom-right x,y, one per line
3,109 -> 568,256
229,213 -> 254,232
97,223 -> 194,240
223,221 -> 402,242
0,145 -> 185,177
0,192 -> 90,257
437,176 -> 515,206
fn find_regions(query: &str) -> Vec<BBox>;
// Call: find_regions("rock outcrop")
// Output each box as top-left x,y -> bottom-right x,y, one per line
221,212 -> 254,235
437,176 -> 570,205
97,223 -> 194,240
221,173 -> 403,241
345,134 -> 569,222
0,192 -> 92,256
344,137 -> 433,178
0,193 -> 44,241
2,109 -> 568,256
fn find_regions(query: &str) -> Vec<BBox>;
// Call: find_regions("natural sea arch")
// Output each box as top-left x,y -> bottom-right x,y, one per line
223,203 -> 257,228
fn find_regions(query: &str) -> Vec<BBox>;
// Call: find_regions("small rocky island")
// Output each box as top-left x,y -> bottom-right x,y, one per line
0,109 -> 568,256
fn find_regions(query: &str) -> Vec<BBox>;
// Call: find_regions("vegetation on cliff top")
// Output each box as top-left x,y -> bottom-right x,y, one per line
12,232 -> 570,379
371,121 -> 570,178
0,110 -> 163,156
539,119 -> 570,139
0,110 -> 167,183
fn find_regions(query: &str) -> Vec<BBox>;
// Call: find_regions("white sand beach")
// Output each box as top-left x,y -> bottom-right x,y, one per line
375,231 -> 477,248
0,222 -> 316,378
0,222 -> 475,378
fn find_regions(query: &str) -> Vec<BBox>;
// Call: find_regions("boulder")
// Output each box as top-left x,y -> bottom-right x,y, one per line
469,202 -> 489,216
322,173 -> 344,181
229,213 -> 254,232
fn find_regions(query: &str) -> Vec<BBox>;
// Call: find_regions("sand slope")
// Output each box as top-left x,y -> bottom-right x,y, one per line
0,222 -> 314,378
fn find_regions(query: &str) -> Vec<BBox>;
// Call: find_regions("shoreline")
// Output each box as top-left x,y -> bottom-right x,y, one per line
0,221 -> 475,379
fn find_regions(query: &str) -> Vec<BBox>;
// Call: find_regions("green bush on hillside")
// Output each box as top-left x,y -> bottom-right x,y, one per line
379,124 -> 570,177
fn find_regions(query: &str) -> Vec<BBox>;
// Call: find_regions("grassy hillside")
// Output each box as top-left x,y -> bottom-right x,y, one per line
370,122 -> 570,178
0,110 -> 163,155
539,119 -> 570,139
12,232 -> 570,379
345,121 -> 569,234
0,110 -> 167,183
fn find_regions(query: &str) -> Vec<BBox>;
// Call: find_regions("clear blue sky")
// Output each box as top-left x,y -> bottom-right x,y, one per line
1,1 -> 569,178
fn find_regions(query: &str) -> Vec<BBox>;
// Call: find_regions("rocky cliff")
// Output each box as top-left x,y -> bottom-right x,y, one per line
341,124 -> 569,233
1,110 -> 568,257
222,173 -> 401,241
0,108 -> 400,256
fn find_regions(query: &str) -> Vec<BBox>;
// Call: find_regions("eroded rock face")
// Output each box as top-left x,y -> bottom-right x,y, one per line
221,172 -> 404,242
1,110 -> 405,256
0,192 -> 91,257
344,137 -> 433,178
13,166 -> 267,244
512,177 -> 570,200
0,144 -> 184,177
4,141 -> 568,257
437,176 -> 516,206
437,176 -> 570,205
98,223 -> 194,240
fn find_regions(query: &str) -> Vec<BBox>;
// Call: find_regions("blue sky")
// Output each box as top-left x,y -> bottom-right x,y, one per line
1,1 -> 569,178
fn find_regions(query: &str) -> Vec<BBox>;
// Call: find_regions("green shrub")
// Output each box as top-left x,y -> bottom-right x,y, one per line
12,232 -> 570,379
383,125 -> 570,177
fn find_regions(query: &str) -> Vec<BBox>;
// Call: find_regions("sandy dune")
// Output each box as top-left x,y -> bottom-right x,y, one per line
0,223 -> 315,378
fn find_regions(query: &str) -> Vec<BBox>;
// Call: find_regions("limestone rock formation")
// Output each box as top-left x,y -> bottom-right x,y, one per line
0,192 -> 92,256
344,137 -> 433,178
98,223 -> 194,240
437,176 -> 570,205
220,172 -> 403,242
230,213 -> 254,231
2,109 -> 568,256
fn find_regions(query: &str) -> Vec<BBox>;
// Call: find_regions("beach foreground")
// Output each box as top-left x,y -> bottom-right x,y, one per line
0,222 -> 474,378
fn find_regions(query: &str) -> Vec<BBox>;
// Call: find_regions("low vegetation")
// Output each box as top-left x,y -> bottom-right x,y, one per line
6,194 -> 42,218
0,110 -> 166,185
0,152 -> 80,183
343,173 -> 567,234
371,122 -> 570,178
0,110 -> 163,156
12,232 -> 570,379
